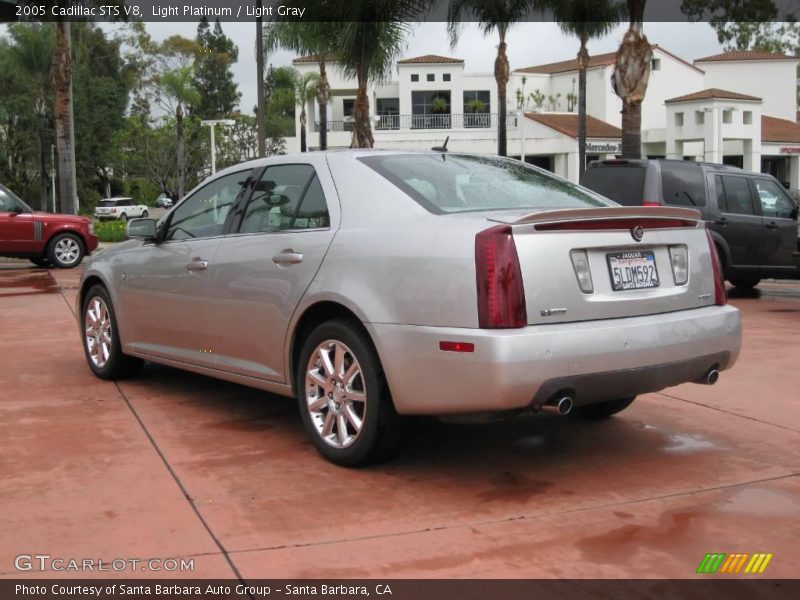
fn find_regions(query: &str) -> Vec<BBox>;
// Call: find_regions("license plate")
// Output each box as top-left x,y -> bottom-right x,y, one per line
607,251 -> 660,291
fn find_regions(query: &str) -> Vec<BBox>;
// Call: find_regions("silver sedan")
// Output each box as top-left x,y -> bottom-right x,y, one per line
77,151 -> 741,465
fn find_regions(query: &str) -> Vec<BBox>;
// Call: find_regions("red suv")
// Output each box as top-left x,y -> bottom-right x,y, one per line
0,184 -> 99,268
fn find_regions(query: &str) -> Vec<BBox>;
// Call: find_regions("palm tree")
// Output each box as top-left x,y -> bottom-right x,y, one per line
52,21 -> 78,214
255,0 -> 266,157
157,65 -> 201,199
551,0 -> 622,177
612,0 -> 652,159
4,24 -> 54,210
264,22 -> 339,150
294,71 -> 320,152
335,1 -> 428,148
448,0 -> 534,157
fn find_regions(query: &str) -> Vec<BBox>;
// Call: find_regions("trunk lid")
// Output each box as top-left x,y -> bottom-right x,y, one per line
495,207 -> 716,325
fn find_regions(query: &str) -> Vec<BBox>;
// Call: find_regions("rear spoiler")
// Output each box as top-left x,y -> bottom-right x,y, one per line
489,206 -> 702,226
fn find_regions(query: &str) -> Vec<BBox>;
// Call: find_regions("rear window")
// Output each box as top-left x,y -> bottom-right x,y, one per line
660,162 -> 706,207
580,166 -> 645,206
98,200 -> 118,207
359,154 -> 610,214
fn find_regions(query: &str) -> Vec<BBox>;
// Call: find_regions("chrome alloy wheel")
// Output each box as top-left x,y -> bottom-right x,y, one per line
84,296 -> 112,368
54,237 -> 81,266
305,340 -> 367,449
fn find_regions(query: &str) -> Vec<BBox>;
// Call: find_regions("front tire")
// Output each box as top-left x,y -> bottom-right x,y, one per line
47,232 -> 85,268
728,276 -> 760,290
573,397 -> 636,419
82,285 -> 143,380
296,319 -> 404,466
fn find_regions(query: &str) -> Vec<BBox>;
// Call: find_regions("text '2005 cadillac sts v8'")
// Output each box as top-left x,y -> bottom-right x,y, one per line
76,152 -> 741,465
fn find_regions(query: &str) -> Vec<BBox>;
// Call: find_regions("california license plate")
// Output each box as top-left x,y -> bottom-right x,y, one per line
607,251 -> 660,291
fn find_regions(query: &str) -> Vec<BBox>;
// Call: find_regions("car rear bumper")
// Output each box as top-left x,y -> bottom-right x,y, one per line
367,305 -> 742,415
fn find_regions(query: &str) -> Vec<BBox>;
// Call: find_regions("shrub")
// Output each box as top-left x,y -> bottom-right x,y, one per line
94,220 -> 127,243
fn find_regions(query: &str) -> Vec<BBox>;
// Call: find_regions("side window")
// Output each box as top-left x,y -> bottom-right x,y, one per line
166,171 -> 250,241
0,188 -> 24,212
714,175 -> 727,212
719,176 -> 755,216
239,165 -> 329,233
753,179 -> 795,219
660,163 -> 706,207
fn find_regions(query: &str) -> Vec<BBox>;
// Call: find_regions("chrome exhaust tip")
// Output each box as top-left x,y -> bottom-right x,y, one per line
540,395 -> 574,416
696,368 -> 720,385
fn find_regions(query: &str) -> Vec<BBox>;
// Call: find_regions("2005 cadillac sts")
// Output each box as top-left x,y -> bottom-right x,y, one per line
77,151 -> 741,465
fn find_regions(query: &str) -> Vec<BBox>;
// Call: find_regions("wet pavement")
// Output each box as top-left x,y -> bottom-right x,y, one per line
0,262 -> 798,579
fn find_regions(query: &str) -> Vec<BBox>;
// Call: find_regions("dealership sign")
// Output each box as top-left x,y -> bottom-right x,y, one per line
780,147 -> 800,154
586,142 -> 621,153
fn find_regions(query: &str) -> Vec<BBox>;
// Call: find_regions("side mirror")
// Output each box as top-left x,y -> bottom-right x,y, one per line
126,218 -> 158,241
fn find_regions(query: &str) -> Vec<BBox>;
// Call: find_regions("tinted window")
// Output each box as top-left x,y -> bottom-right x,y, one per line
660,162 -> 706,207
0,185 -> 26,212
239,165 -> 328,233
719,176 -> 754,216
714,176 -> 727,212
753,179 -> 795,219
167,171 -> 249,240
361,154 -> 610,214
98,200 -> 117,207
580,166 -> 646,206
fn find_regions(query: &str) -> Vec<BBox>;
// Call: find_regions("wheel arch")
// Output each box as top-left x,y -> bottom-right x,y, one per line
45,227 -> 89,255
708,229 -> 731,273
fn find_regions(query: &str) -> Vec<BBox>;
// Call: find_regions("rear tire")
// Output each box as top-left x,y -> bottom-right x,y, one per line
47,232 -> 85,268
296,319 -> 405,466
573,397 -> 636,419
142,210 -> 149,218
728,276 -> 760,290
81,284 -> 143,380
119,213 -> 128,222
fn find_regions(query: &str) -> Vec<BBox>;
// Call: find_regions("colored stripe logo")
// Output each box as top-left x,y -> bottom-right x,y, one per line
697,553 -> 773,574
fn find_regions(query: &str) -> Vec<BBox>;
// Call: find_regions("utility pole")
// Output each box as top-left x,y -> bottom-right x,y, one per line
256,0 -> 267,157
201,119 -> 236,175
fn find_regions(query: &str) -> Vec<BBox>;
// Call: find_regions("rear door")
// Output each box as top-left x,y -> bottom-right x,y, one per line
206,162 -> 339,382
750,177 -> 798,275
709,174 -> 762,269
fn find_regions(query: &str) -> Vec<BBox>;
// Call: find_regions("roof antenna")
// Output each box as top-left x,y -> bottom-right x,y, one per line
431,136 -> 449,153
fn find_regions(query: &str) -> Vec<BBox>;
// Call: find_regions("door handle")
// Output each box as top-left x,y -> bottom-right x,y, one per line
272,250 -> 303,265
765,222 -> 777,230
185,258 -> 208,271
714,218 -> 728,227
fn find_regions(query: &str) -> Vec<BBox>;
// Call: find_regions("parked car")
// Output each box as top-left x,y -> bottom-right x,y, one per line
77,152 -> 741,465
581,159 -> 800,289
94,197 -> 149,222
0,183 -> 98,268
155,194 -> 173,209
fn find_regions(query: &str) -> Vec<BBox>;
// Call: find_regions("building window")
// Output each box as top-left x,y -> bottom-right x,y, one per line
376,98 -> 400,130
463,90 -> 491,128
674,112 -> 684,126
411,90 -> 451,129
427,73 -> 435,82
411,74 -> 419,82
723,109 -> 733,124
695,111 -> 705,125
342,99 -> 355,118
443,73 -> 451,82
743,110 -> 753,124
651,58 -> 661,71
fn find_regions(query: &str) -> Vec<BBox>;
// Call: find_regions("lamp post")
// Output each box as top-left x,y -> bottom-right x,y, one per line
201,119 -> 236,175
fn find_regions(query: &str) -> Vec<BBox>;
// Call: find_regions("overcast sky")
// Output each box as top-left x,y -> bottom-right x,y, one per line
140,21 -> 724,115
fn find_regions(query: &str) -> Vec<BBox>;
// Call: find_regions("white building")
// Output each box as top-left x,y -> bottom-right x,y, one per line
288,47 -> 800,187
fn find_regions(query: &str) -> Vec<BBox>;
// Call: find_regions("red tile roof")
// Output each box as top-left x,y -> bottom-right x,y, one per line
695,50 -> 797,63
292,55 -> 335,64
515,51 -> 617,75
525,113 -> 622,139
665,88 -> 761,104
762,115 -> 800,143
397,54 -> 463,65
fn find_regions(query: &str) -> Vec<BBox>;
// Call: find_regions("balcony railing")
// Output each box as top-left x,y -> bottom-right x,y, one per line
313,113 -> 517,133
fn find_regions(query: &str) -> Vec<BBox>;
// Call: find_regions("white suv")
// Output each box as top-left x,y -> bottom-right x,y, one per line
94,197 -> 149,222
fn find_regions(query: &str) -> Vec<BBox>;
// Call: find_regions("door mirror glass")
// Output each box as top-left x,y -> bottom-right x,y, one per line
126,218 -> 158,240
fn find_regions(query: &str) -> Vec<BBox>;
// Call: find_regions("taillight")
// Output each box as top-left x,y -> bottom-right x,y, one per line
475,224 -> 527,328
705,227 -> 726,305
643,201 -> 661,207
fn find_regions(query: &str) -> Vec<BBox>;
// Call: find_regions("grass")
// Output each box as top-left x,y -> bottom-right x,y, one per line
94,220 -> 127,243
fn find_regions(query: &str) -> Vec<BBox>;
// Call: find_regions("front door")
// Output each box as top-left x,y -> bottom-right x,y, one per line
750,177 -> 798,276
207,162 -> 338,382
709,174 -> 763,271
118,170 -> 252,367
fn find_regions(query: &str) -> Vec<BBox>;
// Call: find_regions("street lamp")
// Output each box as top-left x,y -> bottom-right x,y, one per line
201,119 -> 236,174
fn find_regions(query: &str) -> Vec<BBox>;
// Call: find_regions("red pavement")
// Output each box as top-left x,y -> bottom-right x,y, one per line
1,263 -> 798,579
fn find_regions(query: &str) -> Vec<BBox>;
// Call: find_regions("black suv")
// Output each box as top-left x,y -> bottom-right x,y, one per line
581,159 -> 800,289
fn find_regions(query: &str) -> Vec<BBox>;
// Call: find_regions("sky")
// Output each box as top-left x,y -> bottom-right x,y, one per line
137,21 -> 725,115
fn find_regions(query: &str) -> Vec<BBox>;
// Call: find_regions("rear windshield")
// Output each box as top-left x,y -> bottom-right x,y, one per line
359,154 -> 610,214
581,166 -> 646,206
660,162 -> 706,207
98,200 -> 118,207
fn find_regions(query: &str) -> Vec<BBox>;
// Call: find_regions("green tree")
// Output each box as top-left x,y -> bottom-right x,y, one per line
193,17 -> 241,118
612,0 -> 652,159
294,71 -> 320,152
448,0 -> 534,157
550,0 -> 622,176
264,22 -> 339,150
681,1 -> 792,49
264,65 -> 299,139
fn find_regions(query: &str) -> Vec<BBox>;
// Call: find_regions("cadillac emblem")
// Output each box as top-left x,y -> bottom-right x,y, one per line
631,225 -> 645,242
